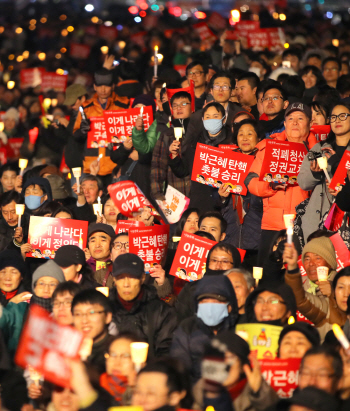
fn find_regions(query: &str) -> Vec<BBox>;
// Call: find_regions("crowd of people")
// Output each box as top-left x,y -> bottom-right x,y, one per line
0,6 -> 350,411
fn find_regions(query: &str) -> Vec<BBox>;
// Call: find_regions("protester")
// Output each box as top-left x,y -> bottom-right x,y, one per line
225,268 -> 254,318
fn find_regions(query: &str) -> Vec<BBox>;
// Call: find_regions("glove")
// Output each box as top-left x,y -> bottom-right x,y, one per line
80,119 -> 91,134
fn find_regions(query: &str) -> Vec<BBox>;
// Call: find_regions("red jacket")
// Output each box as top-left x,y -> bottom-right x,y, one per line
247,130 -> 317,231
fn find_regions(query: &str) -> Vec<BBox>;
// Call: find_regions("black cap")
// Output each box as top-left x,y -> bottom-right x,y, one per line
88,223 -> 116,240
278,322 -> 320,348
285,101 -> 312,119
112,253 -> 144,279
54,245 -> 86,268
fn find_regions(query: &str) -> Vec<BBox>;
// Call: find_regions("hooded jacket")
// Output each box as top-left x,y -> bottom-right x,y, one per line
21,177 -> 53,214
174,242 -> 242,323
109,284 -> 177,359
244,282 -> 297,325
170,276 -> 239,383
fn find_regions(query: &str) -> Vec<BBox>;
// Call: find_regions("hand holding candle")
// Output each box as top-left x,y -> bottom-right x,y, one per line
72,167 -> 82,193
174,127 -> 183,141
16,204 -> 25,227
253,267 -> 263,286
283,214 -> 295,244
333,323 -> 350,350
154,45 -> 159,78
317,156 -> 331,183
19,158 -> 28,176
79,338 -> 93,361
130,342 -> 149,372
317,266 -> 329,281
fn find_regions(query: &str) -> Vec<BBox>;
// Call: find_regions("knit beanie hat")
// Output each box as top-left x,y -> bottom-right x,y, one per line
0,250 -> 27,277
212,330 -> 250,365
302,237 -> 337,270
32,260 -> 65,289
278,322 -> 321,348
131,94 -> 157,113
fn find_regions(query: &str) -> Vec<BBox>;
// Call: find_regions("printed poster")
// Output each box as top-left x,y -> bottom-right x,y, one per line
329,150 -> 350,191
86,117 -> 109,148
156,185 -> 190,224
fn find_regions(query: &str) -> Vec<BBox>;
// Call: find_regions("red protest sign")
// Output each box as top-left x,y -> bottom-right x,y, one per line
170,232 -> 217,282
86,117 -> 109,148
219,144 -> 239,150
330,233 -> 350,271
235,21 -> 260,37
310,125 -> 331,143
259,140 -> 307,187
207,12 -> 228,31
129,224 -> 170,271
0,147 -> 7,164
265,28 -> 285,51
167,81 -> 195,114
6,137 -> 24,160
15,305 -> 83,387
191,143 -> 254,195
70,43 -> 91,59
174,65 -> 187,77
130,31 -> 147,51
329,150 -> 350,191
193,23 -> 217,42
99,25 -> 118,40
108,180 -> 159,218
104,107 -> 153,143
116,220 -> 144,234
260,358 -> 301,398
324,203 -> 345,233
28,216 -> 88,259
20,68 -> 45,89
41,72 -> 68,92
225,30 -> 238,41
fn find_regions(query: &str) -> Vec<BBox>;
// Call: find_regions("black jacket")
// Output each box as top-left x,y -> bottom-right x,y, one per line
109,284 -> 177,359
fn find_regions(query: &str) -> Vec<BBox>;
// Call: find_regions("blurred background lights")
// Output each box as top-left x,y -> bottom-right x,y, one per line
85,4 -> 94,12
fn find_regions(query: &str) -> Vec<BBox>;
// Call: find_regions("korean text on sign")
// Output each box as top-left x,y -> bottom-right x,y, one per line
170,231 -> 217,282
259,140 -> 308,187
129,225 -> 170,272
191,143 -> 254,195
15,305 -> 83,387
104,106 -> 153,143
86,117 -> 110,148
28,216 -> 88,259
329,150 -> 350,191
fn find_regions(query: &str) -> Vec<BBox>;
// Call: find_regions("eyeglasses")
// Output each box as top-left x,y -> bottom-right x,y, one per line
213,85 -> 231,91
113,241 -> 129,250
172,102 -> 191,109
105,352 -> 132,360
324,67 -> 338,72
255,297 -> 286,306
262,96 -> 283,102
36,281 -> 58,289
188,70 -> 204,77
52,300 -> 73,308
329,113 -> 350,123
73,310 -> 105,319
299,370 -> 335,381
209,259 -> 234,267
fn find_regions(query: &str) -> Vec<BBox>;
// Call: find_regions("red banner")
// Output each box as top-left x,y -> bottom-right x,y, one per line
6,137 -> 24,160
99,25 -> 118,40
260,358 -> 301,398
70,43 -> 91,59
108,180 -> 159,218
20,68 -> 45,89
28,216 -> 88,259
104,107 -> 153,143
15,305 -> 83,388
207,12 -> 228,31
191,143 -> 254,195
235,21 -> 260,36
174,65 -> 187,77
330,233 -> 350,271
116,220 -> 144,233
167,81 -> 195,114
86,117 -> 109,148
235,23 -> 284,50
310,125 -> 331,143
41,72 -> 68,92
170,232 -> 217,282
329,150 -> 350,191
129,225 -> 170,271
259,140 -> 307,186
193,22 -> 217,43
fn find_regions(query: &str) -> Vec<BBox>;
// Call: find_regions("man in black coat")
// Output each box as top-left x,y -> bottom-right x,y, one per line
110,253 -> 177,359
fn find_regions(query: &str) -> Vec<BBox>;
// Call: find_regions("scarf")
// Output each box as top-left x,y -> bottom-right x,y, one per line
30,293 -> 52,312
201,125 -> 229,147
259,110 -> 285,136
117,289 -> 144,312
1,288 -> 18,300
228,377 -> 247,401
100,373 -> 128,403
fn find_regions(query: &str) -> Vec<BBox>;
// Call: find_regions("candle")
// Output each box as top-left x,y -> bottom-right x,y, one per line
236,330 -> 249,341
174,127 -> 183,141
96,287 -> 109,297
253,267 -> 263,286
286,227 -> 293,244
157,53 -> 164,64
0,122 -> 4,132
288,316 -> 295,325
43,98 -> 51,111
172,236 -> 181,242
79,337 -> 93,361
98,196 -> 102,215
154,45 -> 158,78
317,156 -> 331,183
317,266 -> 329,281
16,204 -> 25,227
162,82 -> 166,88
93,204 -> 101,216
97,153 -> 103,162
130,342 -> 149,372
19,158 -> 28,176
332,323 -> 350,350
72,167 -> 81,193
29,367 -> 42,386
140,106 -> 144,117
283,214 -> 295,244
68,172 -> 71,179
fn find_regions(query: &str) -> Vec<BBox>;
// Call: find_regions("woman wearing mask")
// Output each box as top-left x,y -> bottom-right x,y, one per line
169,102 -> 233,212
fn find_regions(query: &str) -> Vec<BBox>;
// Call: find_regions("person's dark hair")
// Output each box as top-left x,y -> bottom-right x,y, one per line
261,80 -> 289,101
314,85 -> 341,109
33,200 -> 61,217
80,175 -> 103,192
170,91 -> 192,106
233,119 -> 262,146
237,72 -> 260,91
299,65 -> 326,87
117,60 -> 141,81
0,163 -> 19,179
52,206 -> 75,219
229,68 -> 246,81
332,266 -> 350,291
71,289 -> 112,313
174,208 -> 200,237
209,72 -> 234,90
282,48 -> 302,62
207,242 -> 241,268
307,53 -> 322,64
108,331 -> 142,348
322,57 -> 341,71
194,231 -> 216,242
277,73 -> 290,84
250,59 -> 271,79
256,79 -> 276,99
22,165 -> 47,187
300,346 -> 343,381
306,229 -> 334,243
232,111 -> 255,126
199,211 -> 227,234
186,60 -> 208,76
52,281 -> 82,302
321,102 -> 350,148
203,101 -> 225,118
336,75 -> 350,96
310,101 -> 331,125
281,75 -> 305,99
0,190 -> 23,208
